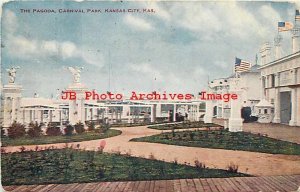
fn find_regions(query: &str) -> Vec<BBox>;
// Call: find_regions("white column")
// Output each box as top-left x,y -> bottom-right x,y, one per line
49,110 -> 53,122
273,88 -> 280,123
156,103 -> 161,117
127,107 -> 131,123
173,104 -> 176,122
11,98 -> 15,124
59,110 -> 63,129
22,109 -> 25,124
196,104 -> 200,122
228,79 -> 243,132
292,28 -> 300,53
261,76 -> 266,100
41,110 -> 44,123
204,100 -> 213,124
289,88 -> 297,126
150,105 -> 155,122
274,34 -> 282,60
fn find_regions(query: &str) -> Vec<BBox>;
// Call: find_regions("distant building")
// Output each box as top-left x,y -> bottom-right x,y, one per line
208,64 -> 261,120
259,51 -> 300,126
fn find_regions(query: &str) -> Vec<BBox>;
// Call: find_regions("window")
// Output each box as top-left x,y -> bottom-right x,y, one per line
264,109 -> 268,114
271,74 -> 275,87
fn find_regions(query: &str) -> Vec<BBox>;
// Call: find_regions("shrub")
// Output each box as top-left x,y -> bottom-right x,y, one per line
87,122 -> 95,131
75,122 -> 85,134
1,126 -> 5,137
171,128 -> 175,137
46,126 -> 62,136
189,132 -> 196,140
194,160 -> 206,169
227,162 -> 239,173
149,153 -> 155,160
64,125 -> 74,136
7,122 -> 26,139
101,123 -> 110,132
27,122 -> 42,138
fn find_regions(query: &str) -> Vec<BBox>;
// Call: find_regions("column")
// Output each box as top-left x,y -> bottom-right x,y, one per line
289,88 -> 297,126
196,104 -> 199,122
11,98 -> 15,124
204,100 -> 213,124
59,110 -> 63,129
128,107 -> 131,123
49,110 -> 53,123
274,34 -> 282,60
292,28 -> 300,53
156,103 -> 162,117
228,79 -> 243,132
273,88 -> 280,123
173,104 -> 176,122
150,105 -> 155,122
41,110 -> 44,123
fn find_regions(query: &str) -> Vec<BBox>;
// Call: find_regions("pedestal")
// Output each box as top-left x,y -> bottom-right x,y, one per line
204,100 -> 213,124
67,83 -> 87,125
1,83 -> 22,128
228,80 -> 243,132
228,118 -> 243,132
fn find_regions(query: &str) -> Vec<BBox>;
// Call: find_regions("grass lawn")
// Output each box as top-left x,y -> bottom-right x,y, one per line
1,129 -> 121,147
1,149 -> 248,185
131,129 -> 300,155
148,121 -> 221,130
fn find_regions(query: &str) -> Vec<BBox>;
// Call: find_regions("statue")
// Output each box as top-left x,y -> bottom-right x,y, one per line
68,66 -> 83,83
6,66 -> 20,84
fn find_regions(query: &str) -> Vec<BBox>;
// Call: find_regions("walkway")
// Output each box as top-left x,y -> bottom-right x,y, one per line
3,126 -> 300,176
3,175 -> 300,192
213,119 -> 300,144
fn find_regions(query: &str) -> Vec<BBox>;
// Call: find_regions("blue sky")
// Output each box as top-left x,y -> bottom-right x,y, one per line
1,1 -> 298,97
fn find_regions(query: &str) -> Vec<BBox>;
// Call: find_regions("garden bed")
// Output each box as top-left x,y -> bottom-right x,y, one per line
1,129 -> 121,147
148,121 -> 221,130
1,148 -> 248,185
131,129 -> 300,155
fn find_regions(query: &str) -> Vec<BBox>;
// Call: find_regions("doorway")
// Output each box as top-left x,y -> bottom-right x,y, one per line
280,91 -> 291,124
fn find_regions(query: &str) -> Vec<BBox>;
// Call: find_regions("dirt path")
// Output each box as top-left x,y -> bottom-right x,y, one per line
213,118 -> 300,144
3,126 -> 300,176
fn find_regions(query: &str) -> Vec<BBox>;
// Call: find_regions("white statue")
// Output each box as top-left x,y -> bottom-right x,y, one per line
68,66 -> 83,83
6,66 -> 20,84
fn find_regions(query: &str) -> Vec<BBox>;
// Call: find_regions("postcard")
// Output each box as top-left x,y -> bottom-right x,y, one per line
1,1 -> 300,191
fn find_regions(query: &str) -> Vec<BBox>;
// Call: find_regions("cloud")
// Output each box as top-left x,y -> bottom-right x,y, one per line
61,42 -> 77,58
2,9 -> 18,34
129,63 -> 163,81
3,11 -> 104,67
124,15 -> 153,31
80,48 -> 105,66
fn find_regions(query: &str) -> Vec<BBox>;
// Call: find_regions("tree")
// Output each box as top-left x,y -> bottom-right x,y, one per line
75,122 -> 85,134
46,126 -> 62,136
64,124 -> 74,136
27,122 -> 42,138
8,122 -> 26,139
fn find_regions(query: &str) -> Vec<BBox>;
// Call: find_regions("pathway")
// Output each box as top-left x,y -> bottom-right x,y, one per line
3,175 -> 300,192
3,125 -> 300,176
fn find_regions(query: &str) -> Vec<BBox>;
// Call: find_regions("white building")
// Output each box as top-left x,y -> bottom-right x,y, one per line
208,64 -> 261,120
0,68 -> 202,129
259,42 -> 300,126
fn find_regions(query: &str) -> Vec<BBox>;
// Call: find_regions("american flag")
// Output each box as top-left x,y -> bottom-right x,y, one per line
235,57 -> 251,73
296,10 -> 300,21
278,21 -> 293,32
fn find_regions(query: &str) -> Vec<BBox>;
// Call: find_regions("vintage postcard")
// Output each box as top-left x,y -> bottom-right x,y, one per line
1,1 -> 300,191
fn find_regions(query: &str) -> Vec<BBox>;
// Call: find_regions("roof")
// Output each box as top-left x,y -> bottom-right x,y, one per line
259,51 -> 300,69
255,99 -> 273,108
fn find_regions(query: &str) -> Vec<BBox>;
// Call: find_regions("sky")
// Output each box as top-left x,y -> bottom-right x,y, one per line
0,1 -> 299,97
